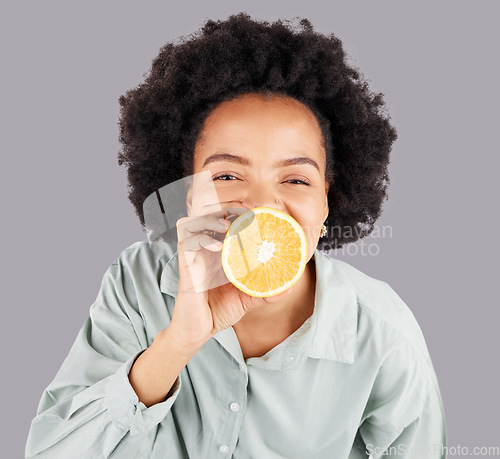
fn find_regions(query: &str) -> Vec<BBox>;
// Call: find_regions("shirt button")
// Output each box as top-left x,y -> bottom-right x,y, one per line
230,402 -> 240,412
219,444 -> 230,453
289,356 -> 295,360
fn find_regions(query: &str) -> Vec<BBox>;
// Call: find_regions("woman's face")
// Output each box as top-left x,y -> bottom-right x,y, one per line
192,93 -> 330,260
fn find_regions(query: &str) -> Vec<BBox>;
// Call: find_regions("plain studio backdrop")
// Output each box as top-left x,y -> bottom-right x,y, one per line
1,1 -> 498,457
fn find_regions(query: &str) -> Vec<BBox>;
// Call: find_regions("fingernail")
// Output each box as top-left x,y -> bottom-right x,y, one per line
218,218 -> 227,226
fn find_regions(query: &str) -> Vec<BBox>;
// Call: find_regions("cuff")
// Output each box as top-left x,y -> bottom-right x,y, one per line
104,350 -> 182,436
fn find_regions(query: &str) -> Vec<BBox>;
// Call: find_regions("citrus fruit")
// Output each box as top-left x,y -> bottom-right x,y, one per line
221,207 -> 308,297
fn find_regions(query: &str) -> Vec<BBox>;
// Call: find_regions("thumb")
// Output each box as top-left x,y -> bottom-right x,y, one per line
261,285 -> 293,304
242,285 -> 293,311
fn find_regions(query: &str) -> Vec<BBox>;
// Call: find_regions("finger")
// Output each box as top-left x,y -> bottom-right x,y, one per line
177,246 -> 208,293
178,213 -> 228,236
178,205 -> 250,242
177,239 -> 195,273
221,206 -> 248,222
180,233 -> 223,252
197,201 -> 248,219
176,215 -> 226,246
182,250 -> 225,293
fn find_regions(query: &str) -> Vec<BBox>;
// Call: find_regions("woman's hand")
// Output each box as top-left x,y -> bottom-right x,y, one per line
167,199 -> 292,353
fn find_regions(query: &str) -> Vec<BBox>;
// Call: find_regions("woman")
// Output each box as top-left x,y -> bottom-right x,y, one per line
26,13 -> 446,458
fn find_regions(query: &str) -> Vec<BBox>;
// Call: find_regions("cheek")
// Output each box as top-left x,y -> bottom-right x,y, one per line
301,220 -> 324,252
213,183 -> 241,203
187,170 -> 226,216
288,195 -> 326,245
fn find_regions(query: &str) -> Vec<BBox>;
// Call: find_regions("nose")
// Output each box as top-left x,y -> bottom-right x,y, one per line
240,184 -> 282,210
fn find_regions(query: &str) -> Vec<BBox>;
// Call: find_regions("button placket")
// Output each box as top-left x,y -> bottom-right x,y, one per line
215,350 -> 248,456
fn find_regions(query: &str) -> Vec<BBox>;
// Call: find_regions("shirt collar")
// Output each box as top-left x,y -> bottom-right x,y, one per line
308,249 -> 358,365
159,247 -> 358,367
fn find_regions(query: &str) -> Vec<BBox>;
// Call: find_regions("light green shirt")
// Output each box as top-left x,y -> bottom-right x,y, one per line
26,241 -> 446,458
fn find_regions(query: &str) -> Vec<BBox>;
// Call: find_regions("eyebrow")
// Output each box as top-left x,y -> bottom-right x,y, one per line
203,153 -> 250,167
277,156 -> 320,171
202,153 -> 320,171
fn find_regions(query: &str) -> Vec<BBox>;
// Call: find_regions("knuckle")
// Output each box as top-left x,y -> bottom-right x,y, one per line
176,216 -> 190,227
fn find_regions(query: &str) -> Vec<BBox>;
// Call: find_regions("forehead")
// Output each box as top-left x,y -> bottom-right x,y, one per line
202,93 -> 321,133
194,93 -> 326,166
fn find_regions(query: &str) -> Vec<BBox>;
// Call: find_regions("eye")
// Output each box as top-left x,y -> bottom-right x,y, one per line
213,173 -> 238,181
285,179 -> 310,186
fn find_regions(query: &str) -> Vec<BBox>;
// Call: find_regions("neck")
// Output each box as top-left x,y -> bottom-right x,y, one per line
234,255 -> 317,334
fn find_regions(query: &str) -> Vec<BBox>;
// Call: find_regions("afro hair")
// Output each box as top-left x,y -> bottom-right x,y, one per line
117,13 -> 397,251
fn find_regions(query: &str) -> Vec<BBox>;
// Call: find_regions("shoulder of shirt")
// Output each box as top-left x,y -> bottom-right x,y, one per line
110,240 -> 175,268
319,252 -> 432,367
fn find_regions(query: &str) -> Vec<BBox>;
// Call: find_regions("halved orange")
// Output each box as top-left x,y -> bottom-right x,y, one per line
221,207 -> 308,297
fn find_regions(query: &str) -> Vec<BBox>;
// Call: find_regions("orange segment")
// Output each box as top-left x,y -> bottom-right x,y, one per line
221,207 -> 308,297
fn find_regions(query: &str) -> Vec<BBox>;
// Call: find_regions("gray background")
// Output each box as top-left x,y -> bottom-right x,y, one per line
2,1 -> 499,457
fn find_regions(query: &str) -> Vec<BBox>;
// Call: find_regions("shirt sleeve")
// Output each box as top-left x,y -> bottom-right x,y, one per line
25,259 -> 182,458
358,340 -> 447,459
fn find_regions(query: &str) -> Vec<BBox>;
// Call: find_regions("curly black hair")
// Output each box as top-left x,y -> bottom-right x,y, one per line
117,13 -> 397,251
